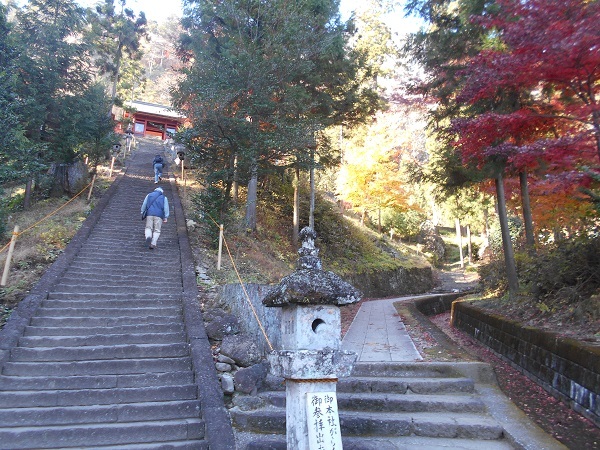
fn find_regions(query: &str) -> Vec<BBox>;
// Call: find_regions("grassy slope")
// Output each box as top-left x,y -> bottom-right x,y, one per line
183,182 -> 431,288
0,174 -> 113,328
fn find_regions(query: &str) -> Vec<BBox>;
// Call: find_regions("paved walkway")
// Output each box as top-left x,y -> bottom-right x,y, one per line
342,296 -> 423,361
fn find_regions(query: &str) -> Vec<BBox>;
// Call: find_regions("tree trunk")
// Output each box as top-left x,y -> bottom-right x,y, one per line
467,224 -> 472,264
110,43 -> 124,103
484,207 -> 490,248
24,179 -> 33,209
495,173 -> 520,298
519,171 -> 535,251
378,208 -> 382,233
309,147 -> 315,230
293,166 -> 300,246
245,160 -> 258,231
455,218 -> 464,268
232,154 -> 239,204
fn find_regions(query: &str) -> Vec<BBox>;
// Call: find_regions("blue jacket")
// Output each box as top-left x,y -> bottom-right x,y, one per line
141,188 -> 169,219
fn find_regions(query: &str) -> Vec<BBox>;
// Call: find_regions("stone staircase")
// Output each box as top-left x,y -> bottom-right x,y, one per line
0,138 -> 234,449
232,361 -> 526,449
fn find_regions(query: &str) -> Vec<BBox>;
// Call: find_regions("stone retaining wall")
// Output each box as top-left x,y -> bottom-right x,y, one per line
217,265 -> 435,356
345,266 -> 434,298
413,292 -> 465,316
451,301 -> 600,426
218,283 -> 281,356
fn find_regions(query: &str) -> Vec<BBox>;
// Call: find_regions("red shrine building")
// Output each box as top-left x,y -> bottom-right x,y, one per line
113,101 -> 187,140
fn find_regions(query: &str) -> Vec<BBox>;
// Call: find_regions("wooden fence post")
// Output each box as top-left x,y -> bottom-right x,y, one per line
217,224 -> 224,270
1,225 -> 20,286
109,156 -> 116,177
87,174 -> 96,202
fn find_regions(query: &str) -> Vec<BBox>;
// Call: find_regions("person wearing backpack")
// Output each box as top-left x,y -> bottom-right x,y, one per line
153,154 -> 164,183
141,186 -> 169,249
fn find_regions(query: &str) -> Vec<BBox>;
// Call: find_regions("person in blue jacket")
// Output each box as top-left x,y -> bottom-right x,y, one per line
141,186 -> 169,249
153,154 -> 164,183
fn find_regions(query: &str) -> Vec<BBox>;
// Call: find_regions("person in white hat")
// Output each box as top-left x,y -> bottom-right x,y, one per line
140,186 -> 169,249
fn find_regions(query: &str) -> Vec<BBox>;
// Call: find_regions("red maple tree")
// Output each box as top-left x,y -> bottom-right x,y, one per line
454,0 -> 600,179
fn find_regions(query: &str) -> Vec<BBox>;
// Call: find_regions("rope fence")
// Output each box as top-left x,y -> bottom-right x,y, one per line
206,213 -> 274,352
0,179 -> 95,286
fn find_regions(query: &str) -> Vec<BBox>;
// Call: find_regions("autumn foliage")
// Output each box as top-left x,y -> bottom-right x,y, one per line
447,0 -> 600,230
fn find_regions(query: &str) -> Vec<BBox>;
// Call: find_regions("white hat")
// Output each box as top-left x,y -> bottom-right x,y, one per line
155,187 -> 163,192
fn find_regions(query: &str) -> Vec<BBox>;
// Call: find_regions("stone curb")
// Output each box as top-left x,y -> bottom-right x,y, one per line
169,177 -> 236,449
0,169 -> 126,369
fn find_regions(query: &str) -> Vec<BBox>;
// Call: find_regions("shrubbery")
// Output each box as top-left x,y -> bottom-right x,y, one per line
478,234 -> 600,304
521,235 -> 600,302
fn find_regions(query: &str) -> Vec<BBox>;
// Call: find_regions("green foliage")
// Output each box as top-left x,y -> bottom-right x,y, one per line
3,193 -> 24,212
174,0 -> 381,227
381,208 -> 426,239
63,83 -> 119,169
87,0 -> 148,102
310,195 -> 416,276
0,303 -> 13,329
0,204 -> 7,239
192,184 -> 234,248
477,258 -> 509,295
8,0 -> 96,179
488,215 -> 522,253
479,233 -> 600,304
39,222 -> 71,248
521,235 -> 600,302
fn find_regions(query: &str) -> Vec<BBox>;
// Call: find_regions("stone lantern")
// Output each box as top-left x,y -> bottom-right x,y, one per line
263,227 -> 361,449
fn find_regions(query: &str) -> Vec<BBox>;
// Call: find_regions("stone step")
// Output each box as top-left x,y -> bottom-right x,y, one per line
51,281 -> 182,291
76,245 -> 179,252
30,315 -> 181,327
10,343 -> 190,362
337,375 -> 475,394
66,261 -> 181,270
2,357 -> 192,376
18,332 -> 187,347
74,245 -> 178,253
238,433 -> 514,450
48,288 -> 182,300
60,273 -> 182,283
0,400 -> 201,427
0,371 -> 194,390
23,323 -> 185,336
41,298 -> 182,309
46,292 -> 182,301
35,306 -> 182,318
92,441 -> 208,450
0,418 -> 205,449
64,261 -> 179,270
0,385 -> 198,408
350,362 -> 492,381
71,251 -> 180,260
260,391 -> 486,414
59,273 -> 182,282
231,408 -> 505,440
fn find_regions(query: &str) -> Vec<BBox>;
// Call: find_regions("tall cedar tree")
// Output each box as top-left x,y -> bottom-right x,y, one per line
13,0 -> 92,164
88,0 -> 148,104
174,0 -> 380,231
0,4 -> 39,185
